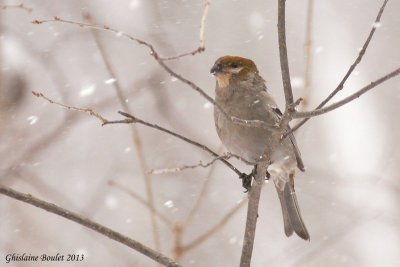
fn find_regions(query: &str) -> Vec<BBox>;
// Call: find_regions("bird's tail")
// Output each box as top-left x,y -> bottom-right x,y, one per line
275,179 -> 310,241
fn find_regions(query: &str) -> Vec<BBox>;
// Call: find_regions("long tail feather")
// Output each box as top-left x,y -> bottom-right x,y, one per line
276,183 -> 310,241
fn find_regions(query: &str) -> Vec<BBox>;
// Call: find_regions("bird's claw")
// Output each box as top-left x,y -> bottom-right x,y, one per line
240,166 -> 258,193
240,173 -> 252,193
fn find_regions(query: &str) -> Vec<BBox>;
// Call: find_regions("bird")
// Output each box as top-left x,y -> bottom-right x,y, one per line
211,55 -> 310,240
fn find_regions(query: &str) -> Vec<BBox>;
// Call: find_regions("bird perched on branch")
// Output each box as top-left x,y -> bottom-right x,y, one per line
211,55 -> 309,240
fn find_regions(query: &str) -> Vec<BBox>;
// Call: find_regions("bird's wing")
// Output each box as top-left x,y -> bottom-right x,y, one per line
258,91 -> 305,172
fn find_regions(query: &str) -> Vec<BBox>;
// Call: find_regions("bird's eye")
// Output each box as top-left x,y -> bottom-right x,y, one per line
230,63 -> 240,68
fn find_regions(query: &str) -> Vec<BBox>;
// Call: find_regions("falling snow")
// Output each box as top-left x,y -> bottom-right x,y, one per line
129,0 -> 141,9
79,84 -> 96,96
3,2 -> 399,267
105,195 -> 118,209
290,77 -> 304,88
104,78 -> 117,84
315,46 -> 324,54
164,200 -> 174,208
203,102 -> 212,109
248,12 -> 264,30
27,115 -> 38,125
229,236 -> 238,244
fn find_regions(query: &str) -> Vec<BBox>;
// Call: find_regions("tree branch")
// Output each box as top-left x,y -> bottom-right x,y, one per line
0,3 -> 32,12
293,67 -> 400,118
31,91 -> 107,123
277,0 -> 294,108
239,163 -> 268,267
110,111 -> 244,176
159,0 -> 211,61
301,0 -> 314,110
0,185 -> 181,267
32,91 -> 244,177
147,154 -> 232,175
147,153 -> 254,175
288,0 -> 390,133
31,17 -> 274,132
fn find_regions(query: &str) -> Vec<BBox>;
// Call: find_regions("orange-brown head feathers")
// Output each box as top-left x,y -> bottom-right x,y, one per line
211,56 -> 259,87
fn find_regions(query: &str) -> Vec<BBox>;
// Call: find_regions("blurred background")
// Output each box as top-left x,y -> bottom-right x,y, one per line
1,0 -> 399,266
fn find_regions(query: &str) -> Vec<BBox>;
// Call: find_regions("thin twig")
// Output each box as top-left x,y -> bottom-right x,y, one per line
31,17 -> 273,131
0,3 -> 32,12
160,0 -> 211,61
147,152 -> 254,175
147,154 -> 230,175
108,180 -> 174,228
0,185 -> 182,267
111,111 -> 244,176
288,0 -> 390,134
277,0 -> 295,108
84,13 -> 161,252
239,163 -> 268,267
182,198 -> 247,252
31,91 -> 107,123
293,67 -> 400,118
301,0 -> 314,110
32,92 -> 244,177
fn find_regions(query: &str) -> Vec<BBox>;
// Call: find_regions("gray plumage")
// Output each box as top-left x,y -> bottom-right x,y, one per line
212,56 -> 309,240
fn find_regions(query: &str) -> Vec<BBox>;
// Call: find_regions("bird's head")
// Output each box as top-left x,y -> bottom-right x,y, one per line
210,56 -> 259,88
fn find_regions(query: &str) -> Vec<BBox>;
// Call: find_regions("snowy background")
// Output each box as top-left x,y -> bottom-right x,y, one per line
1,0 -> 399,266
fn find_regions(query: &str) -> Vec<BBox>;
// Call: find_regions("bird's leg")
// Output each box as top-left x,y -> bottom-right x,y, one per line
240,166 -> 257,193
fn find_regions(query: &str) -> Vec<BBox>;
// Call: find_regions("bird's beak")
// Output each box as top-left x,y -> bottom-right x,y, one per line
210,63 -> 222,75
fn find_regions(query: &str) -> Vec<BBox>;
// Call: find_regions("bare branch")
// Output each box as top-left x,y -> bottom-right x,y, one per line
277,0 -> 294,108
0,3 -> 32,12
293,67 -> 400,119
31,16 -> 274,131
289,0 -> 390,132
31,17 -> 216,103
301,0 -> 314,110
148,152 -> 254,175
239,163 -> 268,267
32,91 -> 108,124
147,154 -> 231,175
0,185 -> 182,267
32,92 -> 244,177
111,111 -> 244,177
160,0 -> 211,61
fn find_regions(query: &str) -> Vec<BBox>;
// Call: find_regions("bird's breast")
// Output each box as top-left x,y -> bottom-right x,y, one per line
214,99 -> 272,164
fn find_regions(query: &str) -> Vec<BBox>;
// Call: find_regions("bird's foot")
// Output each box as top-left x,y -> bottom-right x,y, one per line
240,166 -> 257,193
240,172 -> 252,193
